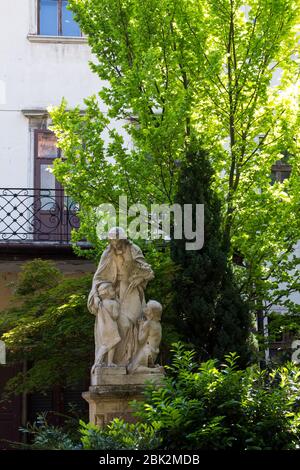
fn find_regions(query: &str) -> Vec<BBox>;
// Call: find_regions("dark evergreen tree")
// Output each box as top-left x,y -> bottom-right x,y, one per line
171,145 -> 252,365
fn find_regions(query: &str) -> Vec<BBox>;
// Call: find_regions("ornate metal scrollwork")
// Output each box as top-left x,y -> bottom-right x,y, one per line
0,188 -> 79,243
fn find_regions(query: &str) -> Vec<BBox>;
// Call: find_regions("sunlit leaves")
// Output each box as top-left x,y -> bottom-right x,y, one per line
51,0 -> 300,318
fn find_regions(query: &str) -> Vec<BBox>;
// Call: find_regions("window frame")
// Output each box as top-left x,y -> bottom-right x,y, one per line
37,0 -> 82,37
271,163 -> 292,184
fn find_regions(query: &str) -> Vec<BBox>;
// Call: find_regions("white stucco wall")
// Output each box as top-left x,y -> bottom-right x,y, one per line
0,0 -> 102,188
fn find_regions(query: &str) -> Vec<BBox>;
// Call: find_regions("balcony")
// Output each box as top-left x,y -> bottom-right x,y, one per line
0,189 -> 81,256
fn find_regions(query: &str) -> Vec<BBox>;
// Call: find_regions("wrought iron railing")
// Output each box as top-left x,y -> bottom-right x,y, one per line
0,188 -> 79,244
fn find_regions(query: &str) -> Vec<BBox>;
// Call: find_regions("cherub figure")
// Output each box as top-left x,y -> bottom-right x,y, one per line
127,300 -> 162,374
91,282 -> 121,373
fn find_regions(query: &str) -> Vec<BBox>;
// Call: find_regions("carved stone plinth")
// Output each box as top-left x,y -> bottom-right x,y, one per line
82,366 -> 165,427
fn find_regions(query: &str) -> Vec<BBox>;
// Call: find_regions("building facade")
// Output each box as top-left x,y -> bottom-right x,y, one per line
0,0 -> 102,446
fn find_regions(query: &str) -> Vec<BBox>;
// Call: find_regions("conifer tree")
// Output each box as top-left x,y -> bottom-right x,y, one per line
171,145 -> 252,364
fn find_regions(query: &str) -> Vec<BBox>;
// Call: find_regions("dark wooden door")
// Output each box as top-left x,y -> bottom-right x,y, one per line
0,365 -> 22,448
34,130 -> 79,242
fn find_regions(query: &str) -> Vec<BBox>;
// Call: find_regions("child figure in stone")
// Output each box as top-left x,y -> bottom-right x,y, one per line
128,300 -> 162,374
91,282 -> 121,373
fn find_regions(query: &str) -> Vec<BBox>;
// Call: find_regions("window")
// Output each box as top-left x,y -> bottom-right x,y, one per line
39,0 -> 81,37
271,151 -> 291,184
271,163 -> 292,184
37,132 -> 59,158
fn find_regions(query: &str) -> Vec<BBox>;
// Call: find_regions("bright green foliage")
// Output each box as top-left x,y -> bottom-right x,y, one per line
50,0 -> 300,320
19,414 -> 160,450
171,146 -> 252,363
19,413 -> 76,450
0,260 -> 94,395
134,343 -> 300,450
15,259 -> 62,296
79,419 -> 160,450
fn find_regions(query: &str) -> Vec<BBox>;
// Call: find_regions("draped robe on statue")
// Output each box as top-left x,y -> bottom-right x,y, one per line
89,299 -> 121,365
87,241 -> 154,366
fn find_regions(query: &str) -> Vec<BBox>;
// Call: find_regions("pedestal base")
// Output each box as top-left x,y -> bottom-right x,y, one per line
82,366 -> 165,426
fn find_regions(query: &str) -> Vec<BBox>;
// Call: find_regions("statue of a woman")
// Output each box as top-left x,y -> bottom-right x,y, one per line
87,227 -> 154,366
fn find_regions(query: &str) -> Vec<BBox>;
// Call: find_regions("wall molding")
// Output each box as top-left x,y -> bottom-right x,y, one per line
27,34 -> 88,44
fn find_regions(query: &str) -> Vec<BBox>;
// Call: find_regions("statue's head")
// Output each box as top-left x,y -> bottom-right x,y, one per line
97,282 -> 115,299
144,300 -> 162,321
108,227 -> 128,251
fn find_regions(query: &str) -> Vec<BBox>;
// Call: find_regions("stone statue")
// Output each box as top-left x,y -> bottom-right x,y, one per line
90,282 -> 121,373
88,227 -> 161,372
84,228 -> 164,425
127,300 -> 162,374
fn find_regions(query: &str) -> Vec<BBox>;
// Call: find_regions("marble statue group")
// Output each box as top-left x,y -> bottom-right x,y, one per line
87,227 -> 162,374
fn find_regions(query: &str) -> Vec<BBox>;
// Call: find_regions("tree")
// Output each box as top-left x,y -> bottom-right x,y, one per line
50,0 -> 300,323
171,144 -> 252,363
0,260 -> 94,395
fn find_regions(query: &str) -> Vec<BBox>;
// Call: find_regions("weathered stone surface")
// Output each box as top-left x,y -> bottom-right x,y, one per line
84,370 -> 165,426
82,384 -> 146,427
93,365 -> 127,376
87,228 -> 163,371
91,365 -> 165,386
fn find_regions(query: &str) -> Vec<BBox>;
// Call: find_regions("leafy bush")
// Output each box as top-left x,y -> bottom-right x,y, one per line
133,343 -> 300,450
19,413 -> 77,450
79,419 -> 160,450
20,415 -> 160,450
14,259 -> 63,296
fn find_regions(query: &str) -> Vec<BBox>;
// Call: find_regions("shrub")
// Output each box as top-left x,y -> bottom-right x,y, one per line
134,343 -> 300,450
79,419 -> 160,450
19,414 -> 160,450
19,413 -> 76,450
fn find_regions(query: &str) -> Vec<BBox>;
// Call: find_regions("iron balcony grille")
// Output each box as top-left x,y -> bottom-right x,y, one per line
0,188 -> 80,244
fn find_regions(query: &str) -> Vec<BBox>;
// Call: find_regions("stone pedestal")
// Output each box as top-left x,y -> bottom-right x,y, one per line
82,366 -> 165,427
